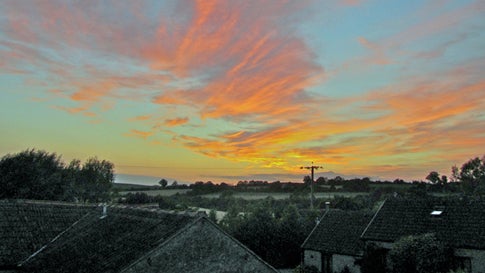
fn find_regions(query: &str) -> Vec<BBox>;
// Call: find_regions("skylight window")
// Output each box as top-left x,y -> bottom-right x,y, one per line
431,210 -> 443,216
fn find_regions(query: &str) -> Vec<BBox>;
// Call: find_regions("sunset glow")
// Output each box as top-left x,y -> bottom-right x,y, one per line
1,0 -> 484,184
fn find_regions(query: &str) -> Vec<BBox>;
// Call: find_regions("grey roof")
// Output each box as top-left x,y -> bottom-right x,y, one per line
361,197 -> 485,249
20,206 -> 199,272
2,201 -> 277,273
0,200 -> 96,268
301,210 -> 374,256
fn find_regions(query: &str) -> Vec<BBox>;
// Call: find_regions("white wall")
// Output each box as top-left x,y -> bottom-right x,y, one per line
304,250 -> 322,272
332,254 -> 360,273
456,248 -> 485,273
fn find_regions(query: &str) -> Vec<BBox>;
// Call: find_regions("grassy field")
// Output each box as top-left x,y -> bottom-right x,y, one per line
201,192 -> 367,200
119,189 -> 191,196
369,183 -> 412,190
118,189 -> 367,199
113,183 -> 159,191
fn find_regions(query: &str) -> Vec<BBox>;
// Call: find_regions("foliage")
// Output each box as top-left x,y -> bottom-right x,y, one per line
0,149 -> 65,200
0,149 -> 114,202
457,155 -> 485,196
220,199 -> 315,268
426,171 -> 441,184
389,233 -> 453,273
158,178 -> 168,188
76,157 -> 114,202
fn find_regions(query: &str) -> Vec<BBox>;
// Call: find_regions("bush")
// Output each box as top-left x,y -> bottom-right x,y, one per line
389,233 -> 453,273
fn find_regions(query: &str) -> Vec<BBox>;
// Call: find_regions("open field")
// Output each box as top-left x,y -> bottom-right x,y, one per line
201,192 -> 367,200
119,189 -> 191,196
113,183 -> 159,191
118,189 -> 367,199
369,183 -> 412,190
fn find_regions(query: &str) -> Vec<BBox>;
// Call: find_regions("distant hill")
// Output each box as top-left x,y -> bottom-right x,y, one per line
115,173 -> 187,186
112,183 -> 159,191
115,173 -> 163,186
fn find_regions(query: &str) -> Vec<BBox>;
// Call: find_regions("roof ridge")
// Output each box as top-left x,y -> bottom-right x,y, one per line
18,211 -> 93,267
360,199 -> 386,240
119,215 -> 205,273
196,217 -> 279,273
301,209 -> 329,249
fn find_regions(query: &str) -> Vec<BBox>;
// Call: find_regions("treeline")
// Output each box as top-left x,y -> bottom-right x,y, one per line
153,154 -> 485,197
0,149 -> 114,202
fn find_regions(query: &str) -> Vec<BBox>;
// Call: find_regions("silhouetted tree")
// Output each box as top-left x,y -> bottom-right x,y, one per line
76,157 -> 114,202
0,149 -> 114,202
426,171 -> 441,184
0,149 -> 64,200
303,175 -> 312,186
458,155 -> 485,196
159,178 -> 168,188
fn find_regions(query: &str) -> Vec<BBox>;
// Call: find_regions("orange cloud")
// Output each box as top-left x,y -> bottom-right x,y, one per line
126,129 -> 154,139
129,115 -> 152,122
164,117 -> 189,127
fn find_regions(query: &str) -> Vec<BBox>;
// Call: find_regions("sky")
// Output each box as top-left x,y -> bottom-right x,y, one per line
1,0 -> 484,184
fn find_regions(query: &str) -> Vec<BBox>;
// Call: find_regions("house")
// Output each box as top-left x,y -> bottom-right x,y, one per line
361,198 -> 485,273
301,198 -> 485,273
301,210 -> 374,273
0,200 -> 96,272
0,199 -> 278,273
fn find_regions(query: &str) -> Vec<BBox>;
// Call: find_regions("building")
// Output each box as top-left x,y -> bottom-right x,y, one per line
0,200 -> 278,273
0,200 -> 95,272
361,198 -> 485,273
301,210 -> 373,273
302,197 -> 485,273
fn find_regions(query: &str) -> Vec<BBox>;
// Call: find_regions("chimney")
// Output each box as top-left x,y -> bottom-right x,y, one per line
325,201 -> 330,212
100,203 -> 108,219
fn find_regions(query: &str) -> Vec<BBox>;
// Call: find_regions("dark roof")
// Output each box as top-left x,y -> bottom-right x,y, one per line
0,200 -> 96,267
301,210 -> 374,256
21,206 -> 196,273
123,217 -> 279,273
361,197 -> 485,249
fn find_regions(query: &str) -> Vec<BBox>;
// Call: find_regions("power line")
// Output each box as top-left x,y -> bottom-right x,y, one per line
117,165 -> 269,170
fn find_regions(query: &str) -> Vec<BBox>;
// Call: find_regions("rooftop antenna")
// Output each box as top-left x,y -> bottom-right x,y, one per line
300,162 -> 322,210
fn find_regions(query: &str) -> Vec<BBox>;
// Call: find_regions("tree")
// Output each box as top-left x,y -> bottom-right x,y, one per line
389,234 -> 453,273
458,155 -> 485,196
159,178 -> 168,188
426,171 -> 441,184
303,175 -> 312,186
77,157 -> 114,202
0,149 -> 65,200
315,176 -> 326,185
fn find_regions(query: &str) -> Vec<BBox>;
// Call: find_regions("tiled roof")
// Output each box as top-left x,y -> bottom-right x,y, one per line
361,197 -> 485,249
301,210 -> 374,256
0,200 -> 96,267
123,217 -> 279,273
21,206 -> 196,273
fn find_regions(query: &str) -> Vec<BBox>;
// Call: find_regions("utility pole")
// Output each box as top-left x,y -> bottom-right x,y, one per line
300,162 -> 322,210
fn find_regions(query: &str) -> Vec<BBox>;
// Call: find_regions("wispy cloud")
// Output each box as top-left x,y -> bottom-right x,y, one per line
164,117 -> 189,127
126,129 -> 154,139
1,0 -> 483,181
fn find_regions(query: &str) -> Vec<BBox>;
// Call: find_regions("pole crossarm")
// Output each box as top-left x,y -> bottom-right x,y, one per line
300,162 -> 323,210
